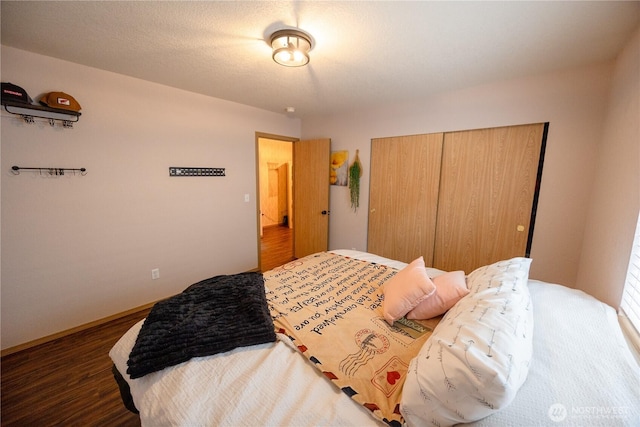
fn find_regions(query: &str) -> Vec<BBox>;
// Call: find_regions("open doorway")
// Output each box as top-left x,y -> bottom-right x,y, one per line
257,134 -> 295,271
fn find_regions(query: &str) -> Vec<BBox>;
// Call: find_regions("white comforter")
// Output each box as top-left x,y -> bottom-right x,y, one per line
110,250 -> 640,426
470,279 -> 640,426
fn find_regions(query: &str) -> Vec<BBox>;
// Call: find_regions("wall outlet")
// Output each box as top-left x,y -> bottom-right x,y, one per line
151,268 -> 160,280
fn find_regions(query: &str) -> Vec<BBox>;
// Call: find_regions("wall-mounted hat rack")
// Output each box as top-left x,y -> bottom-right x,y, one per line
2,100 -> 81,128
11,166 -> 87,176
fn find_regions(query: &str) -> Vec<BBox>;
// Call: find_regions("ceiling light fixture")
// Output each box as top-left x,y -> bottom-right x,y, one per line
270,29 -> 312,67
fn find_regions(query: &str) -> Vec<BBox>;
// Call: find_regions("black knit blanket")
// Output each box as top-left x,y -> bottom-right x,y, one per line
126,272 -> 276,379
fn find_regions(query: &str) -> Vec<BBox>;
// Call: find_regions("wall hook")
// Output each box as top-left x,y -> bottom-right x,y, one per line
11,166 -> 87,176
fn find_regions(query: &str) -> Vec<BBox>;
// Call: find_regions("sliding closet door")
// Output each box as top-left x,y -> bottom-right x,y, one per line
433,123 -> 545,273
368,133 -> 444,264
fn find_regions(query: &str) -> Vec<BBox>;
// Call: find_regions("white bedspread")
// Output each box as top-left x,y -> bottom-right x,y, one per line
467,280 -> 640,426
111,323 -> 386,426
110,251 -> 640,426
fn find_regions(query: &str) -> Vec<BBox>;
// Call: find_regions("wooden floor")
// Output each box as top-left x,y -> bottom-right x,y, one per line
260,224 -> 294,271
0,225 -> 293,426
1,308 -> 150,427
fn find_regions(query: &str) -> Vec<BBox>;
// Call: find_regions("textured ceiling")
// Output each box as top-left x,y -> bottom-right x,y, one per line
1,1 -> 639,118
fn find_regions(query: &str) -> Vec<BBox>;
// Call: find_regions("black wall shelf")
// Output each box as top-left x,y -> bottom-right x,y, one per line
2,100 -> 81,127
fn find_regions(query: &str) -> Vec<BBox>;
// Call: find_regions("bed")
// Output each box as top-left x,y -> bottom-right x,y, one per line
110,250 -> 640,426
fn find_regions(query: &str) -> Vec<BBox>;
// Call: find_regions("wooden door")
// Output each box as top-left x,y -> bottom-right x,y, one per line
368,133 -> 444,264
293,138 -> 331,258
277,163 -> 288,223
433,123 -> 545,272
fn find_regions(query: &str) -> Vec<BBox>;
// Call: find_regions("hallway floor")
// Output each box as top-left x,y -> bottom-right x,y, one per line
260,225 -> 294,271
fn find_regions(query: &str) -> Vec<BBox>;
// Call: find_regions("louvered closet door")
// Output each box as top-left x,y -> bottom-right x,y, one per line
367,133 -> 444,264
433,123 -> 545,273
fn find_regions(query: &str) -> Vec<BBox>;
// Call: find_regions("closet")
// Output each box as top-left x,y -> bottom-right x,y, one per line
367,123 -> 547,273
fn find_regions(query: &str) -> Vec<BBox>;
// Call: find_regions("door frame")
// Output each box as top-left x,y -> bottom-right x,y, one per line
255,132 -> 298,271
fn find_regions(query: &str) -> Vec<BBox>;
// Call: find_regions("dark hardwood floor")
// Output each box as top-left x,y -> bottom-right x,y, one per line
1,225 -> 294,426
260,224 -> 294,271
1,308 -> 150,426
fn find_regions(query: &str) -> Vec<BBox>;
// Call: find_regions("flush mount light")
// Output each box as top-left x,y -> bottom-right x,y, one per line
270,29 -> 312,67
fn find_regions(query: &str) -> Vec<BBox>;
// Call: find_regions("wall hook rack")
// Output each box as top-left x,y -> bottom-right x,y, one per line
2,101 -> 80,128
11,166 -> 87,176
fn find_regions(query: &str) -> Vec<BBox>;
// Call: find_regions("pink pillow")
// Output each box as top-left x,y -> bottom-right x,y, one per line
382,257 -> 437,325
406,270 -> 469,320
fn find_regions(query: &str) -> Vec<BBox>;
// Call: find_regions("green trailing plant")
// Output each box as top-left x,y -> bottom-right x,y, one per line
349,149 -> 362,212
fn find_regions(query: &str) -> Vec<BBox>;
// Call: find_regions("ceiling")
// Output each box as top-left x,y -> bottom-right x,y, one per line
1,1 -> 639,119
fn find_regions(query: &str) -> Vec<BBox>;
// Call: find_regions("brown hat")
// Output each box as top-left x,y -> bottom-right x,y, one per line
39,91 -> 81,112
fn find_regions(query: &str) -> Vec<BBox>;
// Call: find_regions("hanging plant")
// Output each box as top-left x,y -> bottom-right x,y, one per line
348,149 -> 363,212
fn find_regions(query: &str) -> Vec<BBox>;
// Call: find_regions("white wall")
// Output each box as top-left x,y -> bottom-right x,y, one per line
576,27 -> 640,308
1,46 -> 300,350
303,61 -> 614,291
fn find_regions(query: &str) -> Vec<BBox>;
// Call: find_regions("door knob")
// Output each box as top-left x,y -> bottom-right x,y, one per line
321,210 -> 329,215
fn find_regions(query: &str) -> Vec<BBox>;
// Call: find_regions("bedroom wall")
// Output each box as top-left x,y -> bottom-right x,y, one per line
0,46 -> 300,350
302,61 -> 614,292
576,27 -> 640,308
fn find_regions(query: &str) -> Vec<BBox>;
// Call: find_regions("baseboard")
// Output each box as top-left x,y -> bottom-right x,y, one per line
1,301 -> 156,357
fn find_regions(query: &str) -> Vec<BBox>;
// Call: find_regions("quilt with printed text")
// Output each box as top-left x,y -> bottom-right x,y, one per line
264,252 -> 441,426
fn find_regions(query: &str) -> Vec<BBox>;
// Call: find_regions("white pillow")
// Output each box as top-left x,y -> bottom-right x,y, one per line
401,258 -> 534,427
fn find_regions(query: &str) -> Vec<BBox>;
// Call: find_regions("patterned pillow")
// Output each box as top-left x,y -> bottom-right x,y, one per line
401,258 -> 534,427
